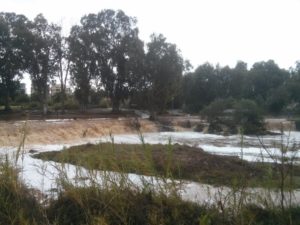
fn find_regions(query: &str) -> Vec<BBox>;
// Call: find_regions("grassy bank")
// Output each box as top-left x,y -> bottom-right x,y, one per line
0,156 -> 300,225
33,142 -> 300,188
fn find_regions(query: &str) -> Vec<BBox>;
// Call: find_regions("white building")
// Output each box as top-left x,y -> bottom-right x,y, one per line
50,84 -> 72,96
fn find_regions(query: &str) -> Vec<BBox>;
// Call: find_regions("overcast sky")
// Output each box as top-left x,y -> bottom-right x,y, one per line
2,0 -> 300,92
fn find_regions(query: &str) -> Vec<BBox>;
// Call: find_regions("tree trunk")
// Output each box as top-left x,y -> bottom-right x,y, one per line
80,103 -> 87,112
112,98 -> 120,113
4,91 -> 11,112
148,92 -> 156,121
62,94 -> 65,114
61,85 -> 65,114
42,89 -> 48,116
43,102 -> 48,116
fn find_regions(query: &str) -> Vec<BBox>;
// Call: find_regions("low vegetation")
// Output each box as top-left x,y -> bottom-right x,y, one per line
201,98 -> 266,135
0,158 -> 44,225
0,144 -> 298,225
34,143 -> 300,188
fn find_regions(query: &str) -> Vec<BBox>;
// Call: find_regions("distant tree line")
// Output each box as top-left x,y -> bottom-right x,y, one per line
183,60 -> 300,115
1,10 -> 300,117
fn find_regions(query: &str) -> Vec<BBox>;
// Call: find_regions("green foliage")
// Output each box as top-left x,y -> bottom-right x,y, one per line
266,86 -> 289,114
183,60 -> 296,115
49,92 -> 80,110
52,98 -> 80,110
1,11 -> 300,114
34,142 -> 300,188
201,99 -> 265,135
201,98 -> 234,122
233,99 -> 265,134
145,34 -> 185,116
14,92 -> 30,104
69,9 -> 144,112
99,97 -> 111,108
246,60 -> 289,101
183,63 -> 218,112
0,159 -> 44,225
26,14 -> 62,114
27,101 -> 41,109
47,186 -> 204,225
0,12 -> 28,111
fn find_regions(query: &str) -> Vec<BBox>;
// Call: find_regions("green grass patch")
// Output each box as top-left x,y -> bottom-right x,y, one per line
33,143 -> 300,188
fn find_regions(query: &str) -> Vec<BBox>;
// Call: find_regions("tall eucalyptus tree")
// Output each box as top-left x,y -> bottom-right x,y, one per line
69,9 -> 144,111
0,12 -> 28,111
26,14 -> 61,115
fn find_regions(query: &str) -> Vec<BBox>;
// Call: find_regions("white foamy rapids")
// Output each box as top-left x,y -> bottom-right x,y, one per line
17,131 -> 300,162
96,131 -> 300,162
6,149 -> 300,207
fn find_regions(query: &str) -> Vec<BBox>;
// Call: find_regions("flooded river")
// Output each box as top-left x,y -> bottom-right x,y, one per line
1,127 -> 300,206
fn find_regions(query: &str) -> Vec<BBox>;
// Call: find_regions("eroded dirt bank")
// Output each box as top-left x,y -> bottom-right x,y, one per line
0,118 -> 159,146
0,116 -> 296,147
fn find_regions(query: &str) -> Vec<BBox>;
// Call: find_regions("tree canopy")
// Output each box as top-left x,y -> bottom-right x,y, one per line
69,9 -> 144,112
26,14 -> 61,114
0,12 -> 28,111
146,34 -> 184,118
1,10 -> 300,119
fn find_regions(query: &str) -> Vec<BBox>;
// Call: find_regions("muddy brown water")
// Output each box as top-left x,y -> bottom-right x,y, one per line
0,118 -> 159,147
0,117 -> 297,148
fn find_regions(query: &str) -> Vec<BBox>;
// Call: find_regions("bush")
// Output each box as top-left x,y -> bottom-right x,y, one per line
266,87 -> 289,114
47,186 -> 204,225
99,97 -> 111,108
233,99 -> 265,134
14,93 -> 30,104
201,98 -> 237,134
201,98 -> 265,135
64,99 -> 80,110
46,184 -> 300,225
200,98 -> 235,122
27,101 -> 41,109
51,98 -> 80,111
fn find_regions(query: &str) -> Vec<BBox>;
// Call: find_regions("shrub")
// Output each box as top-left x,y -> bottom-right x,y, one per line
27,101 -> 41,109
99,97 -> 111,108
201,98 -> 265,135
200,98 -> 234,122
47,186 -> 204,225
14,93 -> 30,104
64,98 -> 80,110
233,99 -> 265,134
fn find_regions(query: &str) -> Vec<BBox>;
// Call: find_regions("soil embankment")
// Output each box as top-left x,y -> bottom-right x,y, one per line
265,118 -> 296,131
0,118 -> 158,147
0,115 -> 296,147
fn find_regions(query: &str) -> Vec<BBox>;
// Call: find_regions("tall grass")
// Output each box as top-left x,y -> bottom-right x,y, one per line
0,157 -> 45,225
